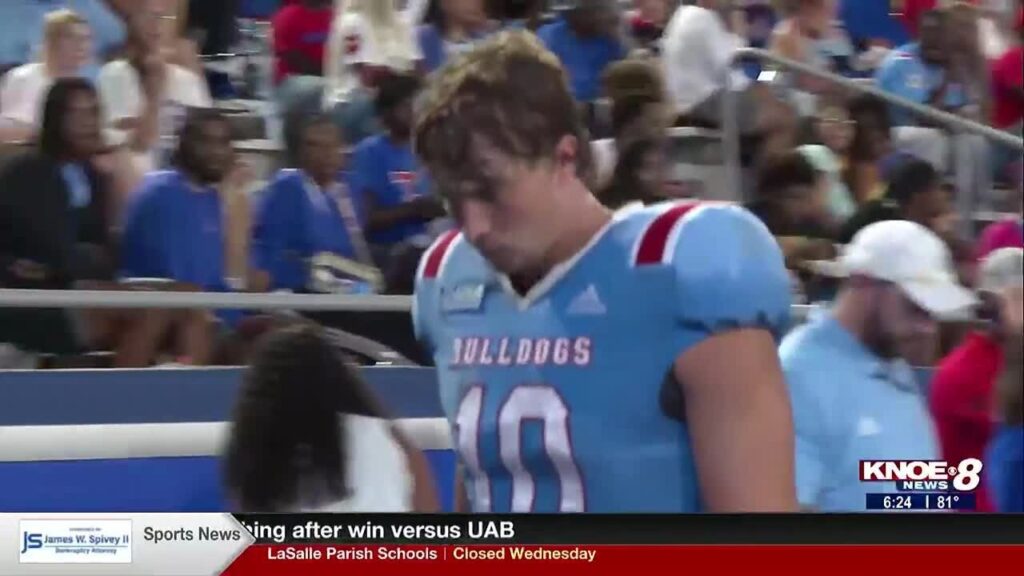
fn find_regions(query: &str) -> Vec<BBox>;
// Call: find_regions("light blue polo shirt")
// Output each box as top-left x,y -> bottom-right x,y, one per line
875,43 -> 968,127
780,312 -> 940,512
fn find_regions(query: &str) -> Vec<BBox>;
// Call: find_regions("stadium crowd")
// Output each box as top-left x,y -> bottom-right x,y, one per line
0,0 -> 1020,512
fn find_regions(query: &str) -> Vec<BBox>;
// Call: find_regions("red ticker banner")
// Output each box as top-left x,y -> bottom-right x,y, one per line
222,545 -> 1024,575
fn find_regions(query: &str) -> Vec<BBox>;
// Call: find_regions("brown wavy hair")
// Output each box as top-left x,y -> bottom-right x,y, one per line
414,30 -> 592,201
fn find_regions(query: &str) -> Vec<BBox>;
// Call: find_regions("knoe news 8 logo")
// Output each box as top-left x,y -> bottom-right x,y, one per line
859,458 -> 983,492
19,519 -> 133,564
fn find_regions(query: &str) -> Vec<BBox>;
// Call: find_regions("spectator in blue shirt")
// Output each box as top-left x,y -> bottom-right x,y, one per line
781,220 -> 976,511
537,0 -> 626,103
875,10 -> 992,210
121,107 -> 242,336
251,113 -> 381,294
875,11 -> 968,128
351,72 -> 444,257
418,0 -> 498,73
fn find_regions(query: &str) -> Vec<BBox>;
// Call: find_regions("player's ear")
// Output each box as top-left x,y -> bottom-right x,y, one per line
553,134 -> 580,178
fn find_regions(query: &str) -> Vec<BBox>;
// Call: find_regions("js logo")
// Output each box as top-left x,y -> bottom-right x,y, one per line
21,533 -> 42,554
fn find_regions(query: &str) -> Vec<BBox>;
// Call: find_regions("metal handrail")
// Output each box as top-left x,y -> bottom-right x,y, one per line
0,289 -> 822,323
0,289 -> 411,312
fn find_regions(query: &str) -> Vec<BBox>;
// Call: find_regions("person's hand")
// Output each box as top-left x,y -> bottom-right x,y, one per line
796,238 -> 837,262
139,51 -> 167,99
9,259 -> 49,281
91,147 -> 122,175
222,159 -> 257,192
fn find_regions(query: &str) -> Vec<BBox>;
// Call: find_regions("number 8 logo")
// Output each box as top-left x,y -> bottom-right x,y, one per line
455,384 -> 586,513
953,458 -> 982,492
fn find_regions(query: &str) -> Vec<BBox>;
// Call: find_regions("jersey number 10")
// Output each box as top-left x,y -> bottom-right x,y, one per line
456,385 -> 585,512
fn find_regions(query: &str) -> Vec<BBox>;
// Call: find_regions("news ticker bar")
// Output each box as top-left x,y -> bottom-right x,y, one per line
232,513 -> 1024,545
3,514 -> 1023,576
220,544 -> 1024,576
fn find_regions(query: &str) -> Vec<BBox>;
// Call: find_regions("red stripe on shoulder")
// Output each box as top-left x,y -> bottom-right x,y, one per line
634,202 -> 702,266
421,230 -> 460,279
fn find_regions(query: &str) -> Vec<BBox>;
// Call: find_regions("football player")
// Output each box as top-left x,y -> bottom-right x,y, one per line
413,31 -> 797,512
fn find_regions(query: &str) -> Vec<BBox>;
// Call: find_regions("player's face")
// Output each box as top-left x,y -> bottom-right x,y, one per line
445,144 -> 570,277
868,284 -> 938,364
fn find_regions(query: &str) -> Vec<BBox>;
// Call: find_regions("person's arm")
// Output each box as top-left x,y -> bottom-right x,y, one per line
221,162 -> 256,287
99,61 -> 164,153
362,192 -> 443,233
0,71 -> 36,144
0,160 -> 81,287
351,145 -> 444,233
388,423 -> 441,513
250,177 -> 306,291
674,330 -> 797,511
453,466 -> 470,512
667,203 -> 797,511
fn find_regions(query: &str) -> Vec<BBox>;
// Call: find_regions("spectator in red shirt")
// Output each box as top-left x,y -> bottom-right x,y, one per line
991,11 -> 1023,187
930,247 -> 1024,512
273,0 -> 333,83
273,0 -> 334,119
992,42 -> 1024,130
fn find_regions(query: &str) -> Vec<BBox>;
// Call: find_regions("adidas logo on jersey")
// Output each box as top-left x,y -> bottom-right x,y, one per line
567,284 -> 606,316
856,416 -> 882,438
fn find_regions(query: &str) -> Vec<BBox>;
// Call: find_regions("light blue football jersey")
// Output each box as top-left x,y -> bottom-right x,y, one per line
413,201 -> 792,512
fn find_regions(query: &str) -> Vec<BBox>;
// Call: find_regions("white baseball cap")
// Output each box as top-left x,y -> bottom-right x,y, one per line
838,220 -> 977,319
978,247 -> 1024,294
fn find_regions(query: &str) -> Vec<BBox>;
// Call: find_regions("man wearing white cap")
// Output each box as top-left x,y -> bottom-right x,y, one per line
780,220 -> 977,511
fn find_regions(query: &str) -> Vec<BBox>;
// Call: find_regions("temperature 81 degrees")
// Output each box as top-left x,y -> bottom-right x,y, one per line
931,493 -> 975,510
859,458 -> 983,492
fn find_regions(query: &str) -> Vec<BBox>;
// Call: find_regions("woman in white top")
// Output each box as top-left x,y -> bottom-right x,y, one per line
223,322 -> 439,513
97,3 -> 211,173
323,0 -> 427,142
0,9 -> 95,144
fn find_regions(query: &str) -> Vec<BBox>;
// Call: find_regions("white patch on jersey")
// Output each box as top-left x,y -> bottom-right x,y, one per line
856,416 -> 883,438
567,284 -> 607,316
442,282 -> 486,313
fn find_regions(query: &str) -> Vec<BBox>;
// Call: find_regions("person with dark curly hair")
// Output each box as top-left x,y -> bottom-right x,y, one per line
224,322 -> 439,512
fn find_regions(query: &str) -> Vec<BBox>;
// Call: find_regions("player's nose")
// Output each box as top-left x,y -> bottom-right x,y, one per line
459,199 -> 494,246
